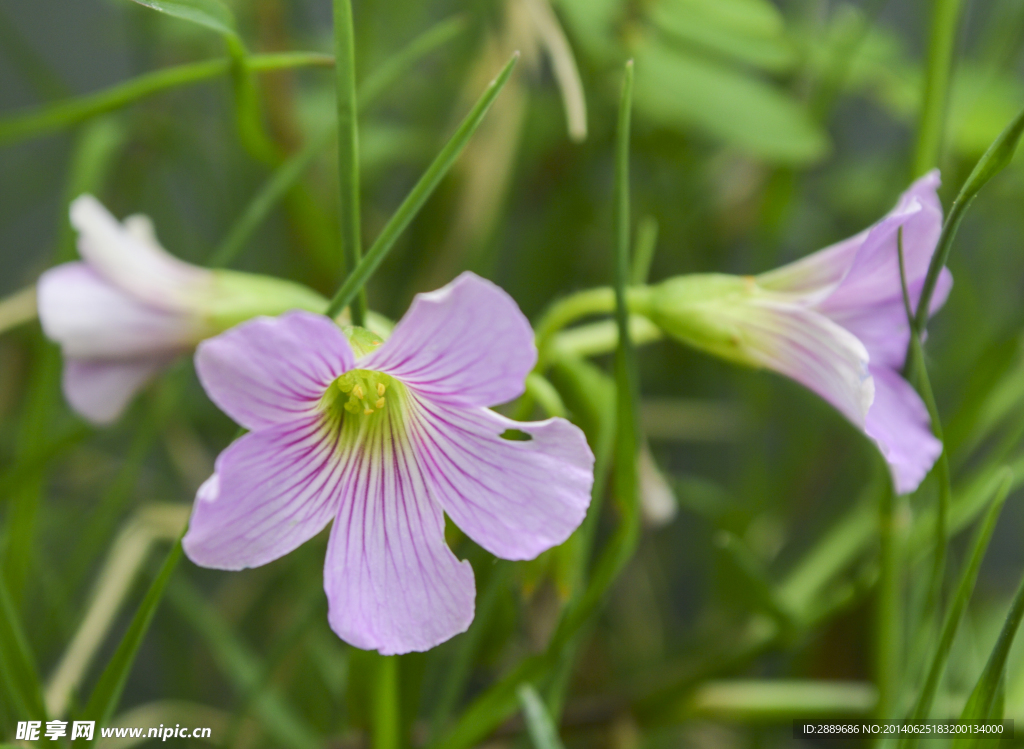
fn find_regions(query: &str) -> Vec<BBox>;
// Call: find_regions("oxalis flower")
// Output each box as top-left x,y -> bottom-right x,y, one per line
183,272 -> 595,654
38,195 -> 327,424
636,171 -> 951,494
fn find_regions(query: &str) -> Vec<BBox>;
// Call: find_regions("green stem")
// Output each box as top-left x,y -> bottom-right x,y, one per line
374,655 -> 400,749
875,482 -> 903,722
898,228 -> 950,637
324,53 -> 519,319
333,0 -> 366,325
912,0 -> 964,177
0,52 -> 333,147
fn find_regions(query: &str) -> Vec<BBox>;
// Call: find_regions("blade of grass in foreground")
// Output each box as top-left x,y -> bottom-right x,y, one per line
901,468 -> 1012,748
518,683 -> 567,749
324,52 -> 519,318
83,534 -> 184,728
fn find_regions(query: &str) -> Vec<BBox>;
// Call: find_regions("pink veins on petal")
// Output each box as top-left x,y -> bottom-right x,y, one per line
184,272 -> 594,654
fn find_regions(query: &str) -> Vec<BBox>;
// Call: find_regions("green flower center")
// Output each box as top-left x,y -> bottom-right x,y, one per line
331,369 -> 399,417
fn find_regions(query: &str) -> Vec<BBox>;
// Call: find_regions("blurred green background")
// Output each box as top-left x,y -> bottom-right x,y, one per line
2,0 -> 1024,746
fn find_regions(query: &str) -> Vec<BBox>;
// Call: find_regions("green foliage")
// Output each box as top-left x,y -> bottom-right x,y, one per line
3,0 -> 1024,746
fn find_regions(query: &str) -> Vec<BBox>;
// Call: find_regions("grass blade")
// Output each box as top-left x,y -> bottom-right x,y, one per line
324,52 -> 519,318
517,683 -> 567,749
903,469 -> 1012,744
911,0 -> 964,177
82,535 -> 184,726
951,552 -> 1024,749
911,103 -> 1024,346
333,0 -> 365,325
0,53 -> 331,147
0,575 -> 47,720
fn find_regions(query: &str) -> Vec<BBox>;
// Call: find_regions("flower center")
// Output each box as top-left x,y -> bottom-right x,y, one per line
330,369 -> 398,417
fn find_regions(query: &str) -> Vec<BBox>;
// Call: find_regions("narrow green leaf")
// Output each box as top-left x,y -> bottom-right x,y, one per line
325,53 -> 519,318
911,103 -> 1024,341
333,0 -> 365,325
83,535 -> 184,726
951,554 -> 1024,749
0,575 -> 47,721
904,469 -> 1012,736
517,684 -> 567,749
127,0 -> 237,39
911,0 -> 965,177
0,52 -> 332,147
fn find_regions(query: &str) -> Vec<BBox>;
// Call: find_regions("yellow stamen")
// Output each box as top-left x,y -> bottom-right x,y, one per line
375,397 -> 385,408
353,384 -> 364,399
364,407 -> 374,415
377,382 -> 386,396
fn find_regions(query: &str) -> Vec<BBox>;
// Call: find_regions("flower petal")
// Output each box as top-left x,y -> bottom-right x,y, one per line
39,263 -> 203,358
758,171 -> 944,310
735,300 -> 874,428
819,171 -> 943,314
183,415 -> 345,569
70,194 -> 212,310
825,267 -> 954,371
62,356 -> 170,424
324,412 -> 475,654
404,397 -> 593,560
361,272 -> 537,408
194,310 -> 355,431
865,366 -> 942,495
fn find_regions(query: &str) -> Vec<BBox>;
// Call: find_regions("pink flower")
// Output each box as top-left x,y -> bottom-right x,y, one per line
640,171 -> 951,494
183,272 -> 595,654
38,196 -> 327,424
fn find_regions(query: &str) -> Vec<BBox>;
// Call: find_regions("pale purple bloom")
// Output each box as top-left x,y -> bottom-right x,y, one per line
757,170 -> 951,493
38,195 -> 326,424
641,171 -> 951,494
183,272 -> 594,654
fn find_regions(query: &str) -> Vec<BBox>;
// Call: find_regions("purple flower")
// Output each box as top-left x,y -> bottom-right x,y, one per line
38,196 -> 327,424
183,272 -> 595,654
640,171 -> 951,494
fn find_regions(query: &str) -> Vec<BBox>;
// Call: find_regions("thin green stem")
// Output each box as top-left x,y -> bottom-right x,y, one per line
898,228 -> 950,629
373,655 -> 400,749
325,53 -> 519,319
0,52 -> 333,148
912,0 -> 964,177
875,481 -> 903,722
333,0 -> 366,325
